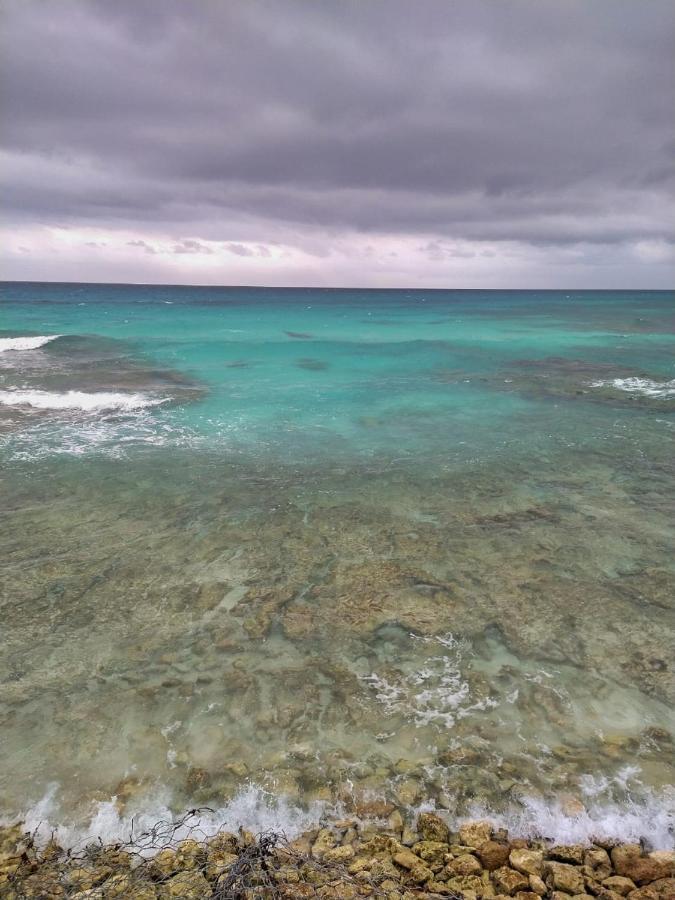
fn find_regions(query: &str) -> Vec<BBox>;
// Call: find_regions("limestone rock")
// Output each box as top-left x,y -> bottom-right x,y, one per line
545,861 -> 586,895
611,846 -> 673,885
311,828 -> 337,859
492,866 -> 531,895
446,873 -> 489,896
460,821 -> 493,848
417,812 -> 451,844
478,841 -> 511,871
394,849 -> 422,871
529,874 -> 547,895
603,876 -> 638,896
412,841 -> 449,866
446,853 -> 483,877
510,849 -> 544,877
550,845 -> 585,866
388,809 -> 405,836
165,870 -> 210,898
585,848 -> 613,881
627,877 -> 675,900
323,845 -> 354,863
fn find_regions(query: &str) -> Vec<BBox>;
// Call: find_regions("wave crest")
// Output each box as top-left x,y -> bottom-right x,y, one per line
0,335 -> 62,353
0,389 -> 168,412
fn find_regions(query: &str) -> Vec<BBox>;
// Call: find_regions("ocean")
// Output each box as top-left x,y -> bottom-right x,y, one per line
1,282 -> 674,848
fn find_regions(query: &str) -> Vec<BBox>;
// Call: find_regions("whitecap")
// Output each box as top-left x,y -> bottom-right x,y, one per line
591,377 -> 675,398
13,783 -> 328,853
0,335 -> 62,353
456,783 -> 675,849
0,389 -> 168,412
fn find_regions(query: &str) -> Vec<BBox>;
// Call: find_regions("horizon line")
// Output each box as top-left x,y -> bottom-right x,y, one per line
1,279 -> 671,292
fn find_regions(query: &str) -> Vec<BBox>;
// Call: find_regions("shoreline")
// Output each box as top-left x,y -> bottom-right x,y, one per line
2,809 -> 673,899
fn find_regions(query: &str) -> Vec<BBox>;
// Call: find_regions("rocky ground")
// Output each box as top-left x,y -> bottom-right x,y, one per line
1,811 -> 673,900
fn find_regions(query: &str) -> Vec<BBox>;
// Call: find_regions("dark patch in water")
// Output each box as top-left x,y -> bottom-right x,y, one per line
295,358 -> 329,371
285,331 -> 314,339
225,360 -> 250,369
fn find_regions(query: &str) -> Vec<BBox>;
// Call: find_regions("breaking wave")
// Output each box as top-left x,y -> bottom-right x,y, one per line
9,779 -> 675,852
0,334 -> 62,353
0,389 -> 168,412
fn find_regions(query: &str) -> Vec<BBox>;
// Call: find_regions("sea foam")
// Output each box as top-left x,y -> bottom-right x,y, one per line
10,780 -> 675,852
591,377 -> 675,398
14,784 -> 328,854
0,389 -> 167,412
0,335 -> 61,352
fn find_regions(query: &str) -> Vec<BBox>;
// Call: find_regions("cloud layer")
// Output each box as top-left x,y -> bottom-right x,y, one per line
2,0 -> 674,286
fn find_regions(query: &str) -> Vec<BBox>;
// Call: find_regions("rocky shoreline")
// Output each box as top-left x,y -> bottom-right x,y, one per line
1,811 -> 673,899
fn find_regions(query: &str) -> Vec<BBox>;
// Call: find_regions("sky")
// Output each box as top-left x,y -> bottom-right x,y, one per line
1,0 -> 674,288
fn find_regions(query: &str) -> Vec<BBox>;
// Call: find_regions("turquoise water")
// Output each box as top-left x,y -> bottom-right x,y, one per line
1,283 -> 674,846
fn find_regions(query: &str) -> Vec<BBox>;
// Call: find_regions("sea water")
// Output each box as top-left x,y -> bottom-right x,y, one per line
1,283 -> 674,847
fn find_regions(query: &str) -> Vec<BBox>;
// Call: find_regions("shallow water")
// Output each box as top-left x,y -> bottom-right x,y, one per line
1,283 -> 674,846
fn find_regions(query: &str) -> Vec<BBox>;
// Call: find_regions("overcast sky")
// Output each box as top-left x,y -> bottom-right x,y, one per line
1,0 -> 674,287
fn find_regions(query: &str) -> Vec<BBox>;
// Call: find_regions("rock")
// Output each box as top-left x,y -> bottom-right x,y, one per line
545,861 -> 586,895
460,821 -> 493,848
323,845 -> 354,863
446,874 -> 489,896
611,846 -> 673,885
148,848 -> 179,879
626,890 -> 660,900
312,828 -> 337,859
550,845 -> 586,866
370,859 -> 402,881
648,852 -> 675,868
446,853 -> 484,877
393,850 -> 433,884
529,874 -> 547,895
394,849 -> 423,870
353,797 -> 396,818
652,878 -> 675,897
585,849 -> 613,881
207,831 -> 239,855
174,838 -> 205,871
396,779 -> 422,806
412,841 -> 449,866
388,810 -> 405,835
492,866 -> 531,895
417,813 -> 451,844
603,877 -> 638,896
99,874 -> 134,898
428,881 -> 455,895
317,884 -> 358,899
514,893 -> 543,900
478,841 -> 511,871
510,849 -> 544,877
401,826 -> 419,846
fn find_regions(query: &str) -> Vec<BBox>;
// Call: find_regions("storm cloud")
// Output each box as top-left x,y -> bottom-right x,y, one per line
1,0 -> 674,286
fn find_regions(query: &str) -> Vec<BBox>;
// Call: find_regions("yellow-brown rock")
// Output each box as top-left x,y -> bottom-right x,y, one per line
493,865 -> 530,895
417,812 -> 451,844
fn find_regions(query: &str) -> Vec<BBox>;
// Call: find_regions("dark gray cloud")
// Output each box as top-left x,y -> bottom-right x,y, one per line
1,0 -> 674,285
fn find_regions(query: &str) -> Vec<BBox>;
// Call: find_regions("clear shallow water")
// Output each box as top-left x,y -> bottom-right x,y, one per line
1,283 -> 674,847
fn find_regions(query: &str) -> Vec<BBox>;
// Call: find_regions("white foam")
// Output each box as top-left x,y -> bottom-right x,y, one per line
0,389 -> 167,412
0,335 -> 61,352
6,778 -> 675,852
14,783 -> 328,853
457,784 -> 675,849
591,377 -> 675,398
361,634 -> 487,728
